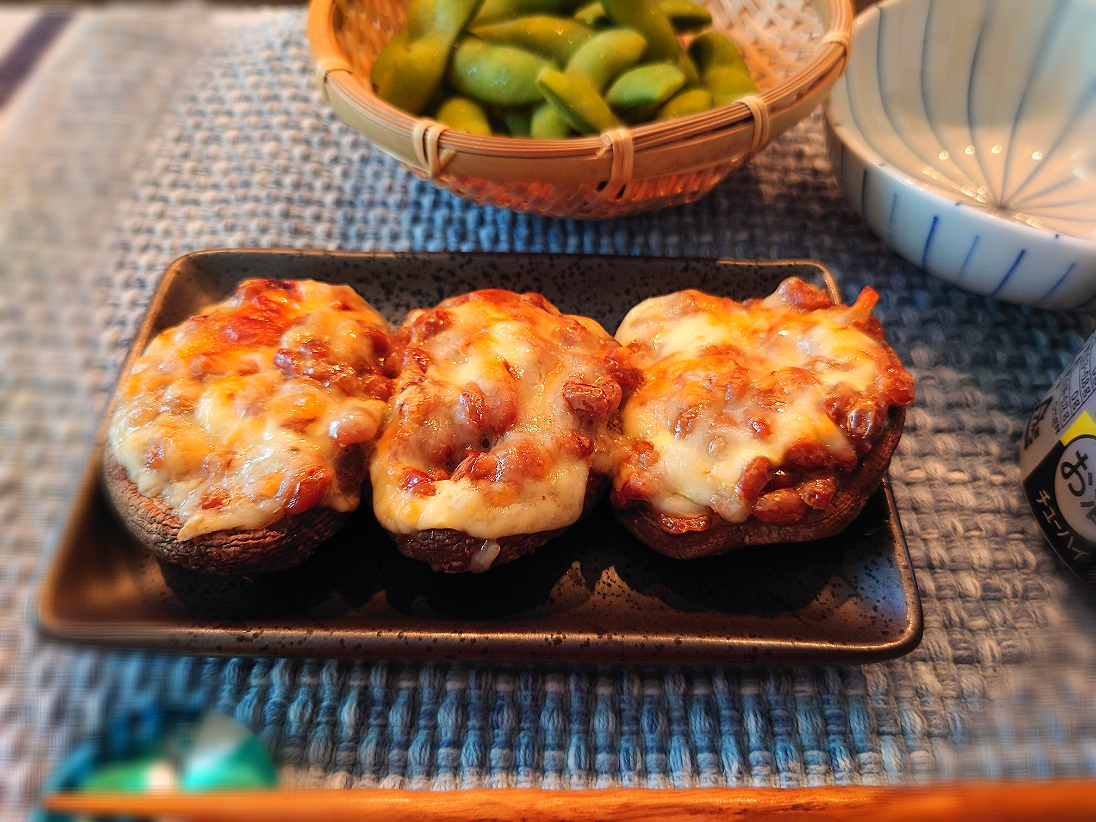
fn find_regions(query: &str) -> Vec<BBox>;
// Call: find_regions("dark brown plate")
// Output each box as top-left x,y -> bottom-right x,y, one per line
34,250 -> 923,664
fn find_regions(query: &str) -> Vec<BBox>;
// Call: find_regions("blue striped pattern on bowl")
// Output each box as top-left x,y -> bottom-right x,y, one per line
824,0 -> 1096,309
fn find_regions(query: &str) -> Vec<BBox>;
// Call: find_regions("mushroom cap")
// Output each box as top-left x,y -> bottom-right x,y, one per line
103,456 -> 348,576
613,408 -> 905,559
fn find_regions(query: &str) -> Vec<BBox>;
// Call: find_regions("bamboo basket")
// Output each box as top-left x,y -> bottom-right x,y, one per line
308,0 -> 853,218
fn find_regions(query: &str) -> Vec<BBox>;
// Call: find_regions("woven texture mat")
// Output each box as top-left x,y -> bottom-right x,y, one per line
2,6 -> 1096,818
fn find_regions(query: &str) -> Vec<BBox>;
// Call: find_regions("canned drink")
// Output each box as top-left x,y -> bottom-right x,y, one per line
1020,330 -> 1096,591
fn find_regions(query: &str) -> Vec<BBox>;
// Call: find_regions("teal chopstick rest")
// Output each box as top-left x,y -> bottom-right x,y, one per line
180,712 -> 278,791
35,709 -> 278,822
80,756 -> 177,792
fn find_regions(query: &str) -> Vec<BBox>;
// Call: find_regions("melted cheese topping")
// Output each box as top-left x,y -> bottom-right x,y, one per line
371,289 -> 636,540
613,279 -> 914,527
108,279 -> 392,539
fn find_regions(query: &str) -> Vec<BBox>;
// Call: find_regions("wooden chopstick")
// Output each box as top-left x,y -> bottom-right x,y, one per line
42,782 -> 1096,821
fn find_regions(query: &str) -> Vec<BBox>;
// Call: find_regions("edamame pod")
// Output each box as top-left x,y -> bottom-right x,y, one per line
688,30 -> 750,74
473,0 -> 588,26
370,0 -> 437,92
436,96 -> 494,134
503,106 -> 534,136
375,34 -> 453,115
374,0 -> 485,115
565,28 -> 647,92
577,0 -> 710,32
704,65 -> 757,105
406,0 -> 439,39
655,86 -> 713,119
530,102 -> 572,137
657,0 -> 711,32
572,1 -> 609,27
470,15 -> 594,63
605,62 -> 686,113
536,68 -> 620,134
688,30 -> 756,105
371,30 -> 411,92
449,38 -> 555,106
599,0 -> 699,85
434,0 -> 484,34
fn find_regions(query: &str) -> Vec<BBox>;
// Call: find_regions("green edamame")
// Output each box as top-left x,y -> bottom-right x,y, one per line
572,0 -> 609,27
406,0 -> 439,38
656,0 -> 711,32
573,0 -> 711,32
530,101 -> 572,137
372,0 -> 437,95
536,28 -> 645,134
598,0 -> 699,85
688,30 -> 756,105
449,37 -> 555,106
605,62 -> 686,115
370,0 -> 442,93
473,0 -> 587,26
565,28 -> 647,91
433,0 -> 484,34
374,36 -> 452,115
655,86 -> 713,119
369,0 -> 752,133
470,15 -> 594,63
371,29 -> 411,92
704,65 -> 756,105
536,68 -> 620,134
373,0 -> 484,115
688,30 -> 749,74
435,96 -> 494,134
502,106 -> 534,136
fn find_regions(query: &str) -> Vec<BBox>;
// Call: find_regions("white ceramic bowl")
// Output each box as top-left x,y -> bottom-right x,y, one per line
824,0 -> 1096,309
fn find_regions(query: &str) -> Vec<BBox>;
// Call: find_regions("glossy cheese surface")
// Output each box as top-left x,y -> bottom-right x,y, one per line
108,279 -> 392,539
372,289 -> 637,539
613,278 -> 914,530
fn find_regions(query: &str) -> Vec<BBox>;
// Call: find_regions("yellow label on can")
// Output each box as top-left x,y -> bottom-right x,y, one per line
1061,412 -> 1096,446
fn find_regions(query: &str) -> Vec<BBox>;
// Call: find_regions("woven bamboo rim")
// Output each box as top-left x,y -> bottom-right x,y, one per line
308,0 -> 853,218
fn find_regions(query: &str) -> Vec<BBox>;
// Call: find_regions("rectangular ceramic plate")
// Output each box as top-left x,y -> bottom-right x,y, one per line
35,251 -> 922,664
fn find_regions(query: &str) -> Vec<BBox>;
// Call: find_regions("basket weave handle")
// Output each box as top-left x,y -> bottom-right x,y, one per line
411,120 -> 455,178
598,128 -> 635,201
820,30 -> 851,53
313,55 -> 354,100
739,95 -> 770,152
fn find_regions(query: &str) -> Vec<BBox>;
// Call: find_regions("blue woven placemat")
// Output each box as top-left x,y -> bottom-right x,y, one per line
2,6 -> 1095,818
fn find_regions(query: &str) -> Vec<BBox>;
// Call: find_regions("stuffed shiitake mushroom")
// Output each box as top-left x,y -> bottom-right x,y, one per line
370,289 -> 639,573
104,278 -> 392,575
610,277 -> 914,559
